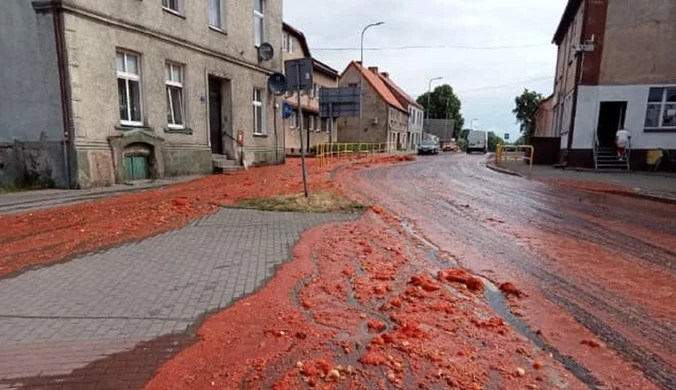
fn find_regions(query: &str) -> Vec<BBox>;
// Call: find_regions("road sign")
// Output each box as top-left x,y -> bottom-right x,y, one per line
319,87 -> 360,118
282,101 -> 293,119
504,133 -> 510,140
284,58 -> 314,92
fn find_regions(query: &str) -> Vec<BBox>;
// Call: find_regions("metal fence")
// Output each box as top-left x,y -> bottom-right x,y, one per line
495,144 -> 534,171
316,142 -> 397,167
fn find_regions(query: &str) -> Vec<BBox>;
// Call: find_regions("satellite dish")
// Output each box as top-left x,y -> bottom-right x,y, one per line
258,42 -> 274,62
268,73 -> 287,96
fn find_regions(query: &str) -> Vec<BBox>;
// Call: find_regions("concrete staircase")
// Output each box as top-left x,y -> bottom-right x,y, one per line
595,146 -> 630,171
212,154 -> 244,173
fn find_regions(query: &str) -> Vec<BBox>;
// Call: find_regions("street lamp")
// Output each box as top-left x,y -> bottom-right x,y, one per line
358,21 -> 385,137
470,118 -> 479,131
425,77 -> 443,132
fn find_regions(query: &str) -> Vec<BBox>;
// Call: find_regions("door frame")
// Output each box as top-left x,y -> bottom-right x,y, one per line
596,101 -> 627,147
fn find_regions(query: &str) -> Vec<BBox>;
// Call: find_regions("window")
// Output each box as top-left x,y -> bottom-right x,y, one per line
165,63 -> 185,128
254,0 -> 265,47
348,83 -> 358,88
253,89 -> 265,135
117,51 -> 142,125
645,87 -> 676,130
283,32 -> 294,53
162,0 -> 183,15
289,111 -> 296,129
209,0 -> 222,29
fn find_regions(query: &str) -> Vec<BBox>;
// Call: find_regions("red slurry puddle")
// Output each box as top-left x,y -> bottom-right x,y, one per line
145,210 -> 582,390
0,156 -> 410,279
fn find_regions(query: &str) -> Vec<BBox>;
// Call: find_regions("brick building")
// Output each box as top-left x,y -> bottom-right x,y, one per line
534,95 -> 554,138
551,0 -> 676,169
338,62 -> 408,149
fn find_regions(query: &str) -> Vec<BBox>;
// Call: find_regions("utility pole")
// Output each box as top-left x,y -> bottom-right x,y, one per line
359,22 -> 384,139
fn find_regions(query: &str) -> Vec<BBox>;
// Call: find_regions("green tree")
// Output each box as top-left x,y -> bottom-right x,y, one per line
417,85 -> 465,134
512,89 -> 544,139
487,132 -> 505,152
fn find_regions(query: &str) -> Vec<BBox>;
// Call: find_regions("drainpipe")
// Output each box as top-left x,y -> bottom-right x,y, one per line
49,0 -> 76,188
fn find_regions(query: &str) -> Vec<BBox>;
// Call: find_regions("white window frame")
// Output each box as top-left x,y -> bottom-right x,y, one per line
253,88 -> 265,135
282,32 -> 289,52
645,87 -> 676,130
162,0 -> 184,16
289,110 -> 296,129
209,0 -> 224,30
289,37 -> 294,54
165,62 -> 186,129
117,51 -> 143,126
253,0 -> 265,47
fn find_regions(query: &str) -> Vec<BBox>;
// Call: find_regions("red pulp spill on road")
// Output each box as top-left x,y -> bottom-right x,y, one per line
145,211 -> 583,390
0,156 -> 409,278
340,158 -> 672,389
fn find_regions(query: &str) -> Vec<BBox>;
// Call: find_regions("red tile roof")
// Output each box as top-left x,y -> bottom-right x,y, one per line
378,73 -> 423,110
342,62 -> 407,112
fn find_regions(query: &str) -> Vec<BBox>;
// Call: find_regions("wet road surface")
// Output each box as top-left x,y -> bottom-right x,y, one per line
346,153 -> 676,390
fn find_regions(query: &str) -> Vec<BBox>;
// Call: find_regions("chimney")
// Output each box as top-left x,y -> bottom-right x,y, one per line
381,72 -> 390,78
368,66 -> 379,74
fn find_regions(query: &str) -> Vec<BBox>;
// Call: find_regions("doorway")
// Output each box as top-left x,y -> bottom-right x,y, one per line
208,77 -> 224,155
596,101 -> 627,147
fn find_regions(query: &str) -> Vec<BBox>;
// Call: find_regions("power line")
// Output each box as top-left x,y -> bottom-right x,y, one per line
457,76 -> 553,94
313,43 -> 550,52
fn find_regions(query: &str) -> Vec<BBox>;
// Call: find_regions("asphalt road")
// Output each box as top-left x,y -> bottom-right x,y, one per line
346,153 -> 676,390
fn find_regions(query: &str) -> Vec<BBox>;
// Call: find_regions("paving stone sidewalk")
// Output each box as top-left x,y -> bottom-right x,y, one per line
0,208 -> 358,389
491,160 -> 676,202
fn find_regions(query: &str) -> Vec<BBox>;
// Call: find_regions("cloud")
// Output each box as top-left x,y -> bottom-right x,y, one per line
283,0 -> 568,139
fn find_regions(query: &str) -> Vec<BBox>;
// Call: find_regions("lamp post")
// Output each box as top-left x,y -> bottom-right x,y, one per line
359,22 -> 385,138
425,77 -> 443,133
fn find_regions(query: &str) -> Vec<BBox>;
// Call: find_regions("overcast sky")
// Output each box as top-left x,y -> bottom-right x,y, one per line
283,0 -> 568,141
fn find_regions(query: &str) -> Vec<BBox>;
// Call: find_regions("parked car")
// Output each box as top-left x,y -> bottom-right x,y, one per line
418,140 -> 440,155
442,141 -> 459,152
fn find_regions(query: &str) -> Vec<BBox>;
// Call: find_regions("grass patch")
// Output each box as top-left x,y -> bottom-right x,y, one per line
235,191 -> 367,213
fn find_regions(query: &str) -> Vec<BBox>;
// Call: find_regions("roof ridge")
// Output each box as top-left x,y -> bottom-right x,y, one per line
344,62 -> 407,112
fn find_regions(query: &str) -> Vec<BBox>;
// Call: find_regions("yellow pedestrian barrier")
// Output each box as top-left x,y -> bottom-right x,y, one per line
496,144 -> 534,171
316,142 -> 398,167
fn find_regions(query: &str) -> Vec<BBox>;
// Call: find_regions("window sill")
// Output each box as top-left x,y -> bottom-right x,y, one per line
116,124 -> 153,132
162,7 -> 186,19
209,25 -> 227,35
253,133 -> 268,138
165,127 -> 193,135
644,128 -> 676,133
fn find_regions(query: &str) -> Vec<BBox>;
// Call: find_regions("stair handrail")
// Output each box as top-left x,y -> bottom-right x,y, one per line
593,132 -> 599,170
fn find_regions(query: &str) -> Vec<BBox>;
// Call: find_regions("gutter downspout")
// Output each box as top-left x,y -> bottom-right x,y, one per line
566,0 -> 589,166
48,0 -> 76,188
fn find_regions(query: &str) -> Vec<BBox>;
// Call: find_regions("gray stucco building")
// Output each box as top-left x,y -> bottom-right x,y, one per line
0,0 -> 283,189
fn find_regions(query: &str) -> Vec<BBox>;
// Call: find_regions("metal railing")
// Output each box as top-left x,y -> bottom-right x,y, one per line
316,142 -> 397,167
495,144 -> 534,171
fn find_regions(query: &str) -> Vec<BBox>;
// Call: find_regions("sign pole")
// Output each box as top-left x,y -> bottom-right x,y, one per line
328,103 -> 334,144
296,63 -> 309,197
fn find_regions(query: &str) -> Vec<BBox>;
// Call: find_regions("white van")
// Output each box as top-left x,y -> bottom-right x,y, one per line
467,131 -> 488,154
